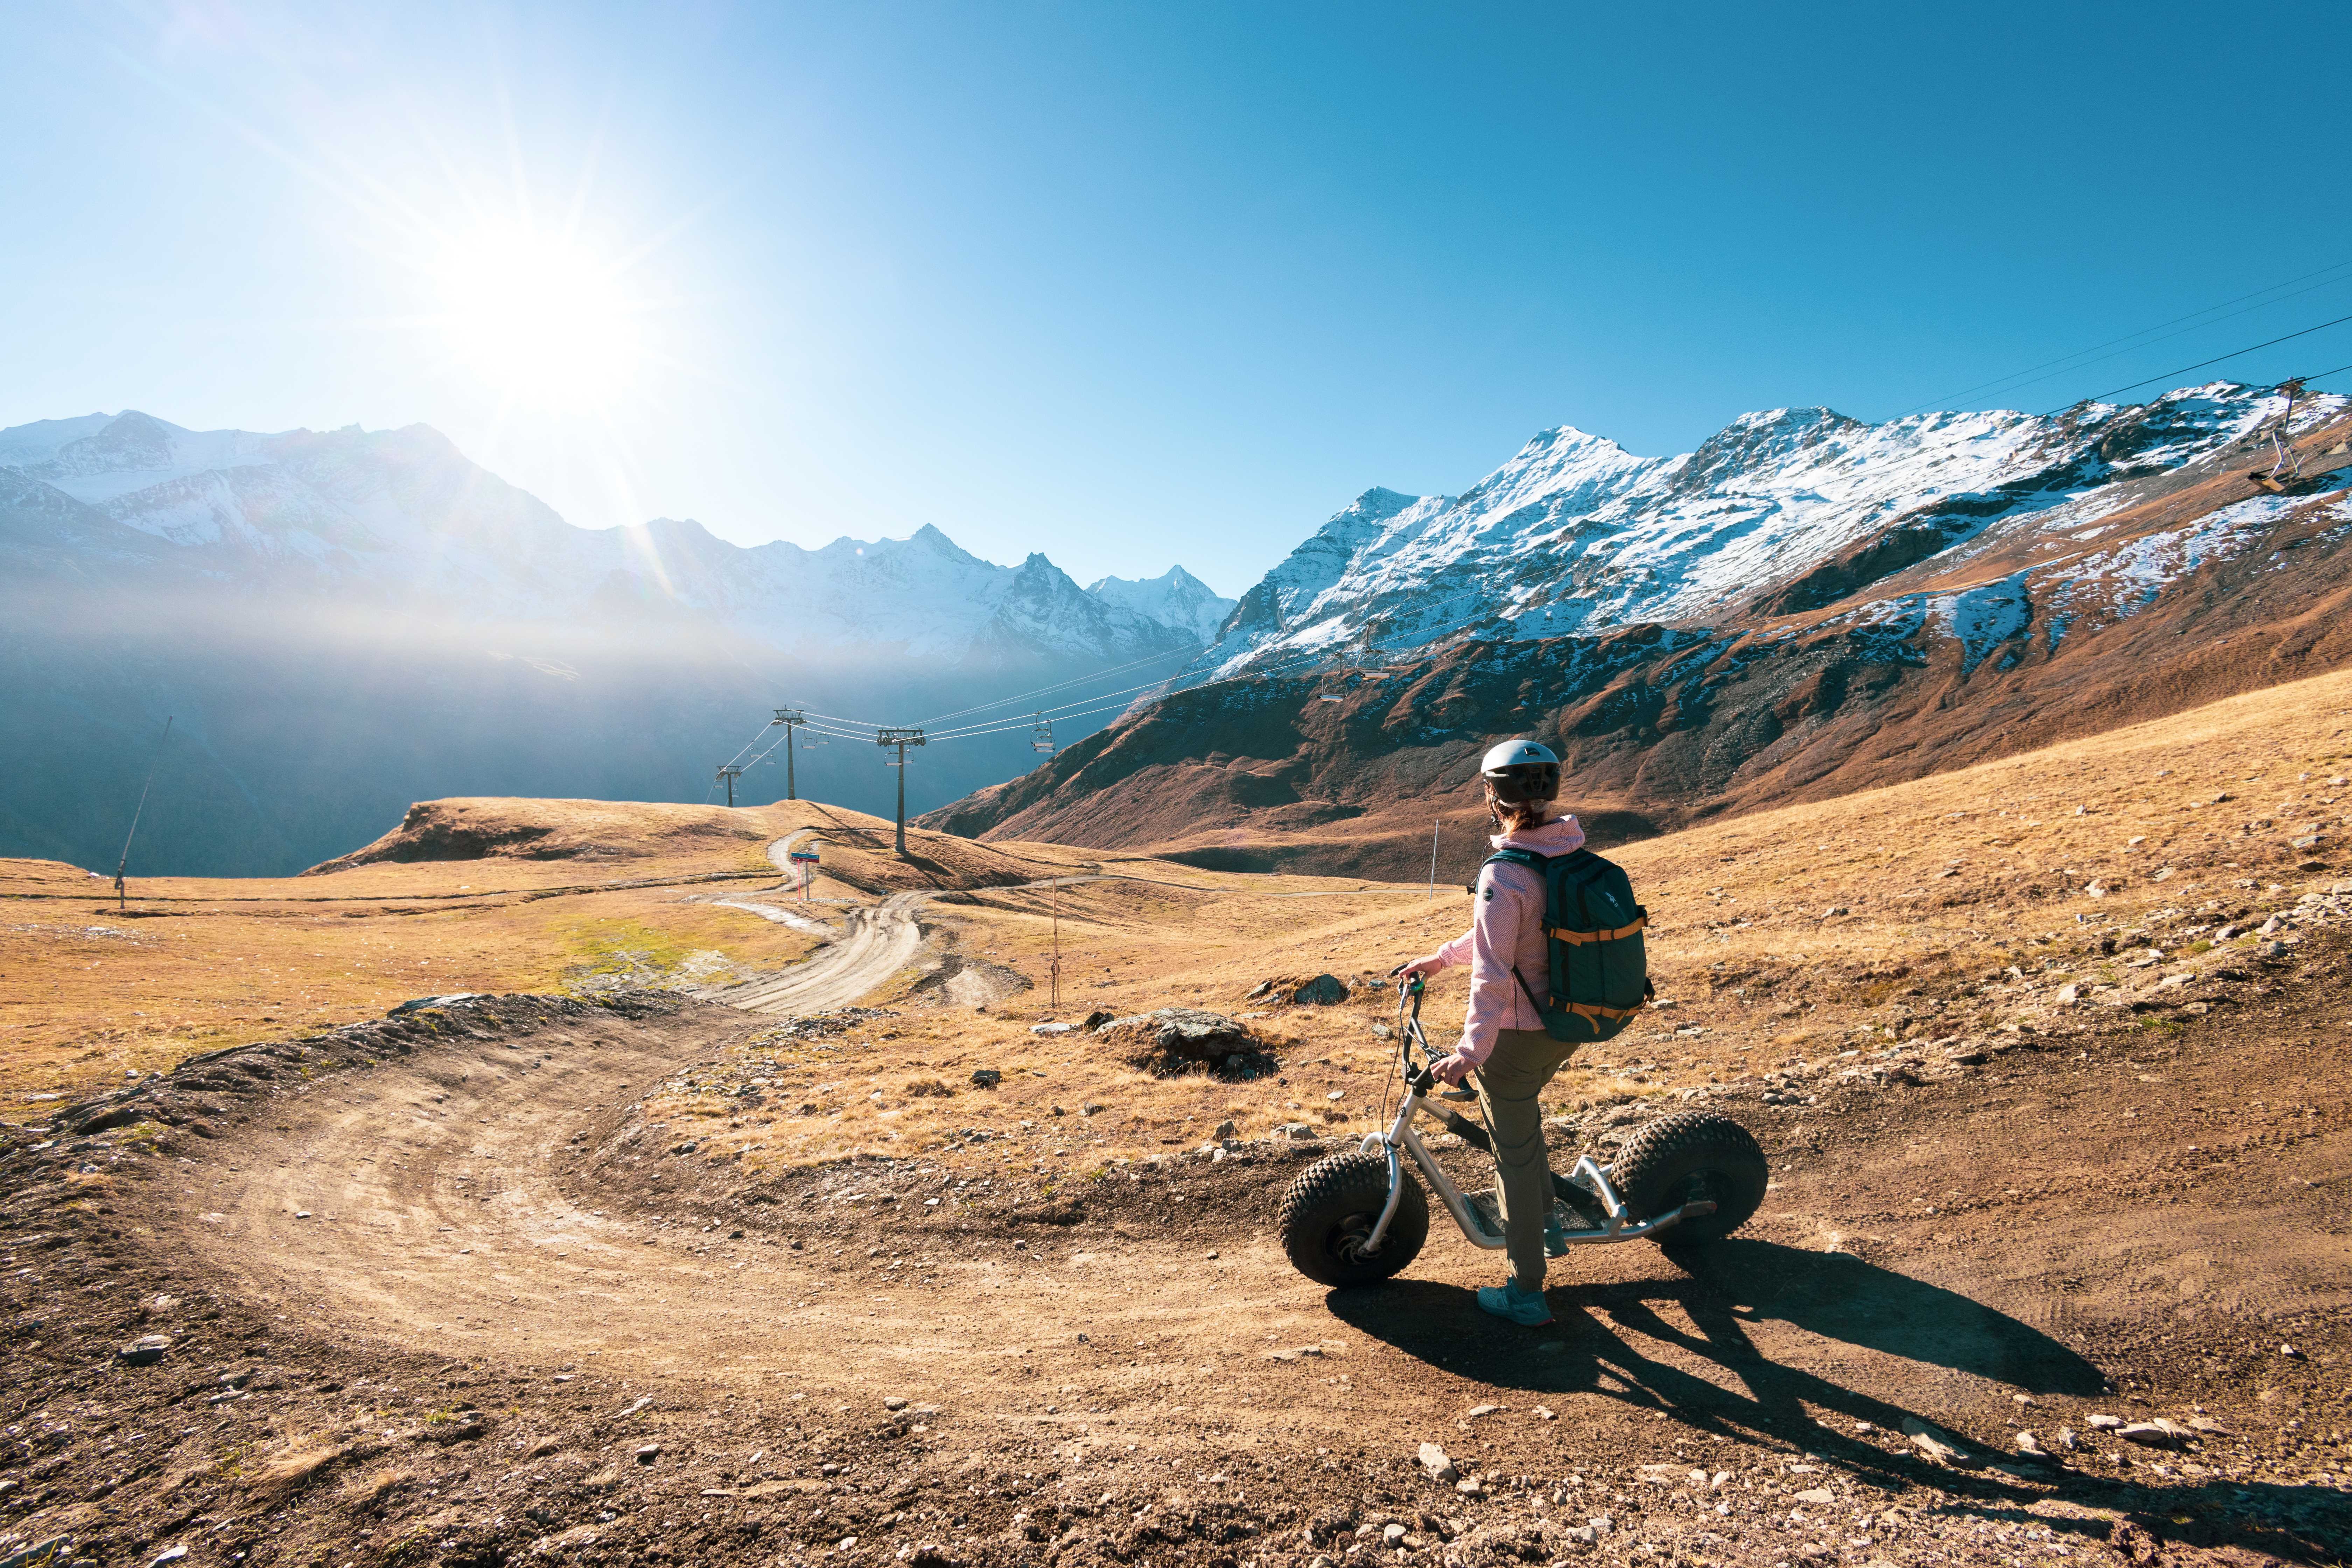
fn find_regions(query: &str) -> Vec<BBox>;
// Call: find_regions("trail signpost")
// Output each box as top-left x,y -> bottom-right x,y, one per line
786,840 -> 821,899
876,727 -> 926,854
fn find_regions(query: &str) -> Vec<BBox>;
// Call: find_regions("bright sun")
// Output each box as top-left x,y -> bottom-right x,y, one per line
431,224 -> 645,407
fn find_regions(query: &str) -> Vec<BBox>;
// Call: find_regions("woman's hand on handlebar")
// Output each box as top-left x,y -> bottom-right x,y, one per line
1428,1051 -> 1475,1086
1387,957 -> 1442,982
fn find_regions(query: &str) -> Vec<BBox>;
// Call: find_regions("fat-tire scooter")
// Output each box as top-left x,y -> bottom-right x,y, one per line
1277,975 -> 1769,1287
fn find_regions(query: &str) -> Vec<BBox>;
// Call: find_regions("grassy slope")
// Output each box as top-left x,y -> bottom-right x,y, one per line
5,670 -> 2343,1148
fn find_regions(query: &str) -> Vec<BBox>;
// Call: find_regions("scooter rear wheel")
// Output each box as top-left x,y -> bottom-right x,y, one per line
1278,1150 -> 1428,1287
1609,1111 -> 1767,1249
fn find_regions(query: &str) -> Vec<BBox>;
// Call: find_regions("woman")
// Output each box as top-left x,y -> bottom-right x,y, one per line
1393,738 -> 1582,1326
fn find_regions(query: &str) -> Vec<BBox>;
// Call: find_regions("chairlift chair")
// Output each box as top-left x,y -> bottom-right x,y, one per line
2249,377 -> 2309,493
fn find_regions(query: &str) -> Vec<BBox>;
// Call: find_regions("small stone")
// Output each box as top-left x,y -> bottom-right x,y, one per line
2118,1420 -> 2188,1447
2282,1343 -> 2304,1359
884,1396 -> 909,1410
2086,1413 -> 2123,1430
970,1069 -> 1002,1088
1534,1405 -> 1556,1420
1455,1477 -> 1482,1495
1212,1119 -> 1239,1140
1383,1524 -> 1407,1545
1794,1487 -> 1834,1504
1326,1089 -> 1345,1101
1029,1022 -> 1073,1035
635,1443 -> 659,1463
2015,1430 -> 2046,1456
1823,906 -> 1849,917
1281,1122 -> 1319,1142
1291,973 -> 1351,1006
2259,940 -> 2288,958
2053,983 -> 2081,1005
1418,1442 -> 1458,1483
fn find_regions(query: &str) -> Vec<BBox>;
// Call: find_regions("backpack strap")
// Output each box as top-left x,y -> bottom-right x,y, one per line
1480,847 -> 1551,875
1543,912 -> 1649,944
1505,965 -> 1644,1022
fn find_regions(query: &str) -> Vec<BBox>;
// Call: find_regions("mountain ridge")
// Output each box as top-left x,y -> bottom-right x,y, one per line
925,382 -> 2352,874
0,410 -> 1219,668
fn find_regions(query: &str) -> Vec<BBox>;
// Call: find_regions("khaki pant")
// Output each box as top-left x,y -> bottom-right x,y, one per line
1471,1026 -> 1580,1292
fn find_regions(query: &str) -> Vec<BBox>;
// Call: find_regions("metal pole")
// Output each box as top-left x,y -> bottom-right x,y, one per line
1051,876 -> 1061,1009
874,727 -> 925,856
771,709 -> 807,802
1427,818 -> 1440,901
115,716 -> 174,911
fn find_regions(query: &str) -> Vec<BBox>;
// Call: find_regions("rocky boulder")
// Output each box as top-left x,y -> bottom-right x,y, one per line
1095,1008 -> 1278,1080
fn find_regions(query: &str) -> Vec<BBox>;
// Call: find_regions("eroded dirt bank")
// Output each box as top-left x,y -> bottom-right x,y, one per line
2,941 -> 2349,1567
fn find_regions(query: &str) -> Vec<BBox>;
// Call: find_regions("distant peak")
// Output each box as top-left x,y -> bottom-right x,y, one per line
911,522 -> 986,563
1337,486 -> 1426,524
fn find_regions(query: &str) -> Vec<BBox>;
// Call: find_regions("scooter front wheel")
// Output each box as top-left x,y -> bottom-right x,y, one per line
1278,1150 -> 1429,1287
1610,1110 -> 1768,1249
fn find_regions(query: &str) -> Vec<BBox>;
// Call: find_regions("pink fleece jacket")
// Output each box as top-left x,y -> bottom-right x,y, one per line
1410,814 -> 1586,1066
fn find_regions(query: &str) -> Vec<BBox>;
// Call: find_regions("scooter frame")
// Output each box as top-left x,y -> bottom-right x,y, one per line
1357,976 -> 1715,1256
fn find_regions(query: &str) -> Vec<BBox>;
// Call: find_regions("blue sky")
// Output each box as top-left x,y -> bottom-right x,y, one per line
6,1 -> 2349,595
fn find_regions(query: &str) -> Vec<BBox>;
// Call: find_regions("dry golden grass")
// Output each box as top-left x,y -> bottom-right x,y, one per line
8,671 -> 2346,1172
646,668 -> 2352,1176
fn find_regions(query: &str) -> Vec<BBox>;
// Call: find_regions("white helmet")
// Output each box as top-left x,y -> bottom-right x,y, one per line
1479,738 -> 1560,804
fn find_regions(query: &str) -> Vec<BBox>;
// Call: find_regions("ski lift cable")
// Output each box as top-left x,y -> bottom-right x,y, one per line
712,716 -> 779,783
2056,310 -> 2352,412
1930,269 -> 2352,413
923,604 -> 1525,744
1892,257 -> 2352,418
912,643 -> 1204,727
923,602 -> 1530,740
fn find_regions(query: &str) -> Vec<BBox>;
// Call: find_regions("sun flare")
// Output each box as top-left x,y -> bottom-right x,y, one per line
431,224 -> 645,407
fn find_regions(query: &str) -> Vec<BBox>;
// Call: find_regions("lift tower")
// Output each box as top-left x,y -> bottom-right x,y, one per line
715,763 -> 744,807
875,727 -> 926,854
770,709 -> 808,800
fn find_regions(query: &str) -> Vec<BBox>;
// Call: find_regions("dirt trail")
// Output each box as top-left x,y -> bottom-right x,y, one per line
157,968 -> 2352,1451
18,942 -> 2342,1565
161,1004 -> 1347,1447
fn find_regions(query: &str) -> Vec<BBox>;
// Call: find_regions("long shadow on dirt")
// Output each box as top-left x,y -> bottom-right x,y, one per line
1329,1246 -> 2348,1561
1333,1239 -> 2102,1396
1328,1240 -> 2100,1491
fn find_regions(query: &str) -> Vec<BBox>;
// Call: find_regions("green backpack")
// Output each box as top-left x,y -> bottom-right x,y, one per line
1482,846 -> 1653,1044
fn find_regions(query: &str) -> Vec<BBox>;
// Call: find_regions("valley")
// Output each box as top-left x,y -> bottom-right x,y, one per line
1,672 -> 2347,1565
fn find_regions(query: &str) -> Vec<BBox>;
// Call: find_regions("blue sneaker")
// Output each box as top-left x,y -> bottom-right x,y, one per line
1476,1280 -> 1554,1326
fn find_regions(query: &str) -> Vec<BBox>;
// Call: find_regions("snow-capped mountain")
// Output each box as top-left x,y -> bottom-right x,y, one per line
0,410 -> 1230,877
0,411 -> 1211,667
1194,384 -> 2339,677
929,380 -> 2352,866
1084,566 -> 1237,644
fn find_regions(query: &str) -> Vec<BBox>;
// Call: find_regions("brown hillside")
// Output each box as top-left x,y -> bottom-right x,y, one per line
925,417 -> 2352,878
